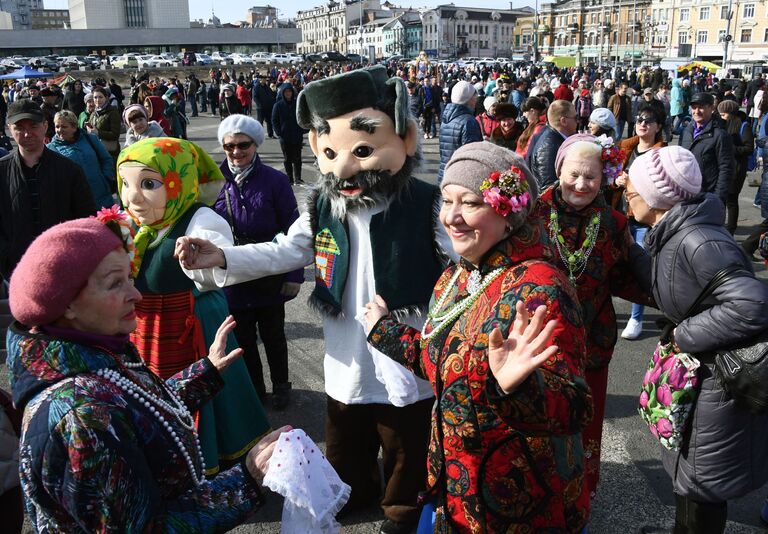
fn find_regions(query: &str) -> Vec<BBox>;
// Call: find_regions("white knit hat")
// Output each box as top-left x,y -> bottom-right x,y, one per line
451,81 -> 477,105
484,96 -> 497,112
217,114 -> 266,147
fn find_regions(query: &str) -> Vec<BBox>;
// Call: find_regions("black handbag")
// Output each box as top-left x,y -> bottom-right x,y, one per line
692,265 -> 768,414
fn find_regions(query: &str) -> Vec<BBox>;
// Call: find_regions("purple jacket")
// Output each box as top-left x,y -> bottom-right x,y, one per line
214,156 -> 304,309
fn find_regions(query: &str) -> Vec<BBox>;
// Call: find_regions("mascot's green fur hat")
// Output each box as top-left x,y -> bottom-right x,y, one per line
296,65 -> 410,137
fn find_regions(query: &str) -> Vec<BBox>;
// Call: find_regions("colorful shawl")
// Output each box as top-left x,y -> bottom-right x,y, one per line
117,137 -> 224,275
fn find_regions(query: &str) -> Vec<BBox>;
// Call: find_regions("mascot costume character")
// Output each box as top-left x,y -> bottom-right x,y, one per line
176,65 -> 453,532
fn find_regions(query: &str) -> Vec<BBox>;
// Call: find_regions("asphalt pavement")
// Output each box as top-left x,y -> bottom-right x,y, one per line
2,111 -> 767,533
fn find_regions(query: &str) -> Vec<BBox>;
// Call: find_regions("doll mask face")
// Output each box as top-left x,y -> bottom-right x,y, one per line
119,164 -> 168,226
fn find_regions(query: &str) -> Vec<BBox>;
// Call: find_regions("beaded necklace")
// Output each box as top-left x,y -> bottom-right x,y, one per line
421,266 -> 505,342
549,208 -> 601,283
95,364 -> 206,487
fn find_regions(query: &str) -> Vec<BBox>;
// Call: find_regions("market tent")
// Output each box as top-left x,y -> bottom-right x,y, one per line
677,60 -> 721,72
541,56 -> 576,68
0,65 -> 50,80
51,73 -> 76,86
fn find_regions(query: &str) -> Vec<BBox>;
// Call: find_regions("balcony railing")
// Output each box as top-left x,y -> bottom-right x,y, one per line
568,23 -> 579,32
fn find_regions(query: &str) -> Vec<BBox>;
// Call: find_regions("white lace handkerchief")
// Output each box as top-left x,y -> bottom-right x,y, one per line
263,429 -> 351,534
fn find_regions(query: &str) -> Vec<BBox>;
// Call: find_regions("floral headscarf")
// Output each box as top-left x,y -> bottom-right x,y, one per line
117,137 -> 224,276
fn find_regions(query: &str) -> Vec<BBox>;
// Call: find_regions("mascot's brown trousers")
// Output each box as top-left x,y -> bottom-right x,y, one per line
326,396 -> 433,524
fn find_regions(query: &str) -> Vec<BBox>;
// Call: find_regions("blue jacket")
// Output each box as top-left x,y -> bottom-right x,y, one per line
438,103 -> 483,181
213,156 -> 304,309
670,78 -> 684,117
47,129 -> 114,208
253,83 -> 276,111
271,83 -> 304,144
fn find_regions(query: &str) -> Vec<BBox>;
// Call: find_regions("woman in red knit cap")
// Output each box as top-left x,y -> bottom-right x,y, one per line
6,214 -> 287,532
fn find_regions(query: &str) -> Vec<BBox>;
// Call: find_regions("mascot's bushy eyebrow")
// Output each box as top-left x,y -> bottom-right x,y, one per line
297,65 -> 410,137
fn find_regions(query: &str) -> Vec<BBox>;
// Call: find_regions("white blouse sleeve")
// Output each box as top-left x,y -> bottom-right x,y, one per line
214,211 -> 315,288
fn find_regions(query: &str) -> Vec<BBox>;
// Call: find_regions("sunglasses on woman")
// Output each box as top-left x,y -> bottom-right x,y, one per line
222,141 -> 255,152
635,116 -> 656,125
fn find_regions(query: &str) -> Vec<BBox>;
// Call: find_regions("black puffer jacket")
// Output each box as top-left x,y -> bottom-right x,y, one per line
645,192 -> 768,502
679,119 -> 735,206
525,125 -> 565,189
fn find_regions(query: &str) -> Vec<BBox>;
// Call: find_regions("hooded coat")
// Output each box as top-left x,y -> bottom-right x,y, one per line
271,84 -> 304,145
645,193 -> 768,502
145,95 -> 171,136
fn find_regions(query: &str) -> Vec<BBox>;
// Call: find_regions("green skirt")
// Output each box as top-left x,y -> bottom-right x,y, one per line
194,288 -> 271,475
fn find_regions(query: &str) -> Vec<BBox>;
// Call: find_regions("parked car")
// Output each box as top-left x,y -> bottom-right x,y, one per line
4,57 -> 30,68
345,53 -> 368,64
146,55 -> 173,68
320,51 -> 348,62
230,53 -> 254,65
182,51 -> 197,66
195,53 -> 214,65
286,53 -> 304,64
29,56 -> 59,70
63,56 -> 90,69
251,52 -> 271,64
85,55 -> 103,68
113,55 -> 139,69
302,53 -> 323,63
271,53 -> 291,64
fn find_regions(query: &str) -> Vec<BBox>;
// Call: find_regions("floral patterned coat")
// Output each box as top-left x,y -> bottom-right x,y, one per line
533,186 -> 653,370
368,226 -> 593,533
7,323 -> 264,533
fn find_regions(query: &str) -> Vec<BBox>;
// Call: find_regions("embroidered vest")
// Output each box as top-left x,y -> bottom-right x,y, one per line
309,179 -> 444,316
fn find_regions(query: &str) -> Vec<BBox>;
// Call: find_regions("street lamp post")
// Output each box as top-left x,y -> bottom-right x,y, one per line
722,0 -> 733,72
275,9 -> 281,54
533,0 -> 539,62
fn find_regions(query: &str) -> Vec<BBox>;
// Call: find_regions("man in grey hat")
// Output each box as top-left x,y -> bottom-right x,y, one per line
680,92 -> 735,206
0,100 -> 95,282
175,65 -> 454,534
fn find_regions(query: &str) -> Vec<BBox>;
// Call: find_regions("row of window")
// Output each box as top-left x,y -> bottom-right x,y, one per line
678,27 -> 768,44
679,3 -> 757,22
552,10 -> 647,27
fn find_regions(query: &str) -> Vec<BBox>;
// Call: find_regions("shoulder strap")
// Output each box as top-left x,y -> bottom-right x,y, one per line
684,264 -> 747,318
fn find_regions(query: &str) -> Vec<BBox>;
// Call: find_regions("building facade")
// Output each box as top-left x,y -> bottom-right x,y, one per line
0,0 -> 43,30
246,5 -> 277,27
380,11 -> 421,58
420,5 -> 532,58
296,0 -> 384,54
68,0 -> 190,29
31,8 -> 70,29
538,0 -> 650,65
660,0 -> 768,68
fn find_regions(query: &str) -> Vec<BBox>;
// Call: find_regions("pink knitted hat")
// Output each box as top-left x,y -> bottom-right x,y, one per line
554,133 -> 599,177
9,218 -> 124,326
628,146 -> 702,210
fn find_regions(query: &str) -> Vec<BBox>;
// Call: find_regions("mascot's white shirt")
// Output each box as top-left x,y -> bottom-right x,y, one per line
213,206 -> 435,406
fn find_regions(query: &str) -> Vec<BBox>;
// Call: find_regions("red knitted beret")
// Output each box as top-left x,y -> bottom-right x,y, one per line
9,218 -> 124,326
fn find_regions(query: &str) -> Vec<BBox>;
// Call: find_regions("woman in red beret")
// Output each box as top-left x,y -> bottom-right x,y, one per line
6,213 -> 288,532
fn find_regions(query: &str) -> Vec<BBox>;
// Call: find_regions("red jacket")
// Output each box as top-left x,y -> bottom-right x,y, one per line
533,186 -> 653,369
369,228 -> 592,533
553,84 -> 574,102
236,85 -> 250,108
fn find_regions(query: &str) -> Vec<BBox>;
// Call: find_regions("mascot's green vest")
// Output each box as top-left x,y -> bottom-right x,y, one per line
309,178 -> 444,317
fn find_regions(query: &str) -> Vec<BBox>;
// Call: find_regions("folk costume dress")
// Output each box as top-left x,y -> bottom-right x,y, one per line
7,323 -> 266,532
117,138 -> 270,476
367,226 -> 594,533
533,185 -> 652,495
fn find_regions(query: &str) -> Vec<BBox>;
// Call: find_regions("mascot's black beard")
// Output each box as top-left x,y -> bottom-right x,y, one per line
317,153 -> 419,220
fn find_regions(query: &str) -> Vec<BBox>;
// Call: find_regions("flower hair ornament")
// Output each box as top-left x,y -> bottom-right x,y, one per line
595,135 -> 625,186
93,205 -> 138,277
479,166 -> 531,217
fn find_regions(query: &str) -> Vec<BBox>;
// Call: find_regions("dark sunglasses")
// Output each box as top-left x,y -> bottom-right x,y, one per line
635,116 -> 656,125
222,141 -> 255,152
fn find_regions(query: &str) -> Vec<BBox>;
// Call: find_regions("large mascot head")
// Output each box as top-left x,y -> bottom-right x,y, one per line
297,65 -> 419,219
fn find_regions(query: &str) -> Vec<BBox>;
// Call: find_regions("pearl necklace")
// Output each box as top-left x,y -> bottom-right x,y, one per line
95,367 -> 206,487
421,266 -> 505,341
549,208 -> 601,283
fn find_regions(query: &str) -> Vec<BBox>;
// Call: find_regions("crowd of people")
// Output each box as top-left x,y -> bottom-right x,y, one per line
0,57 -> 767,534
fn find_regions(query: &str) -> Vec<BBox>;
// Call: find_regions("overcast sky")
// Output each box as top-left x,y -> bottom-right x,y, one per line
45,0 -> 535,22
